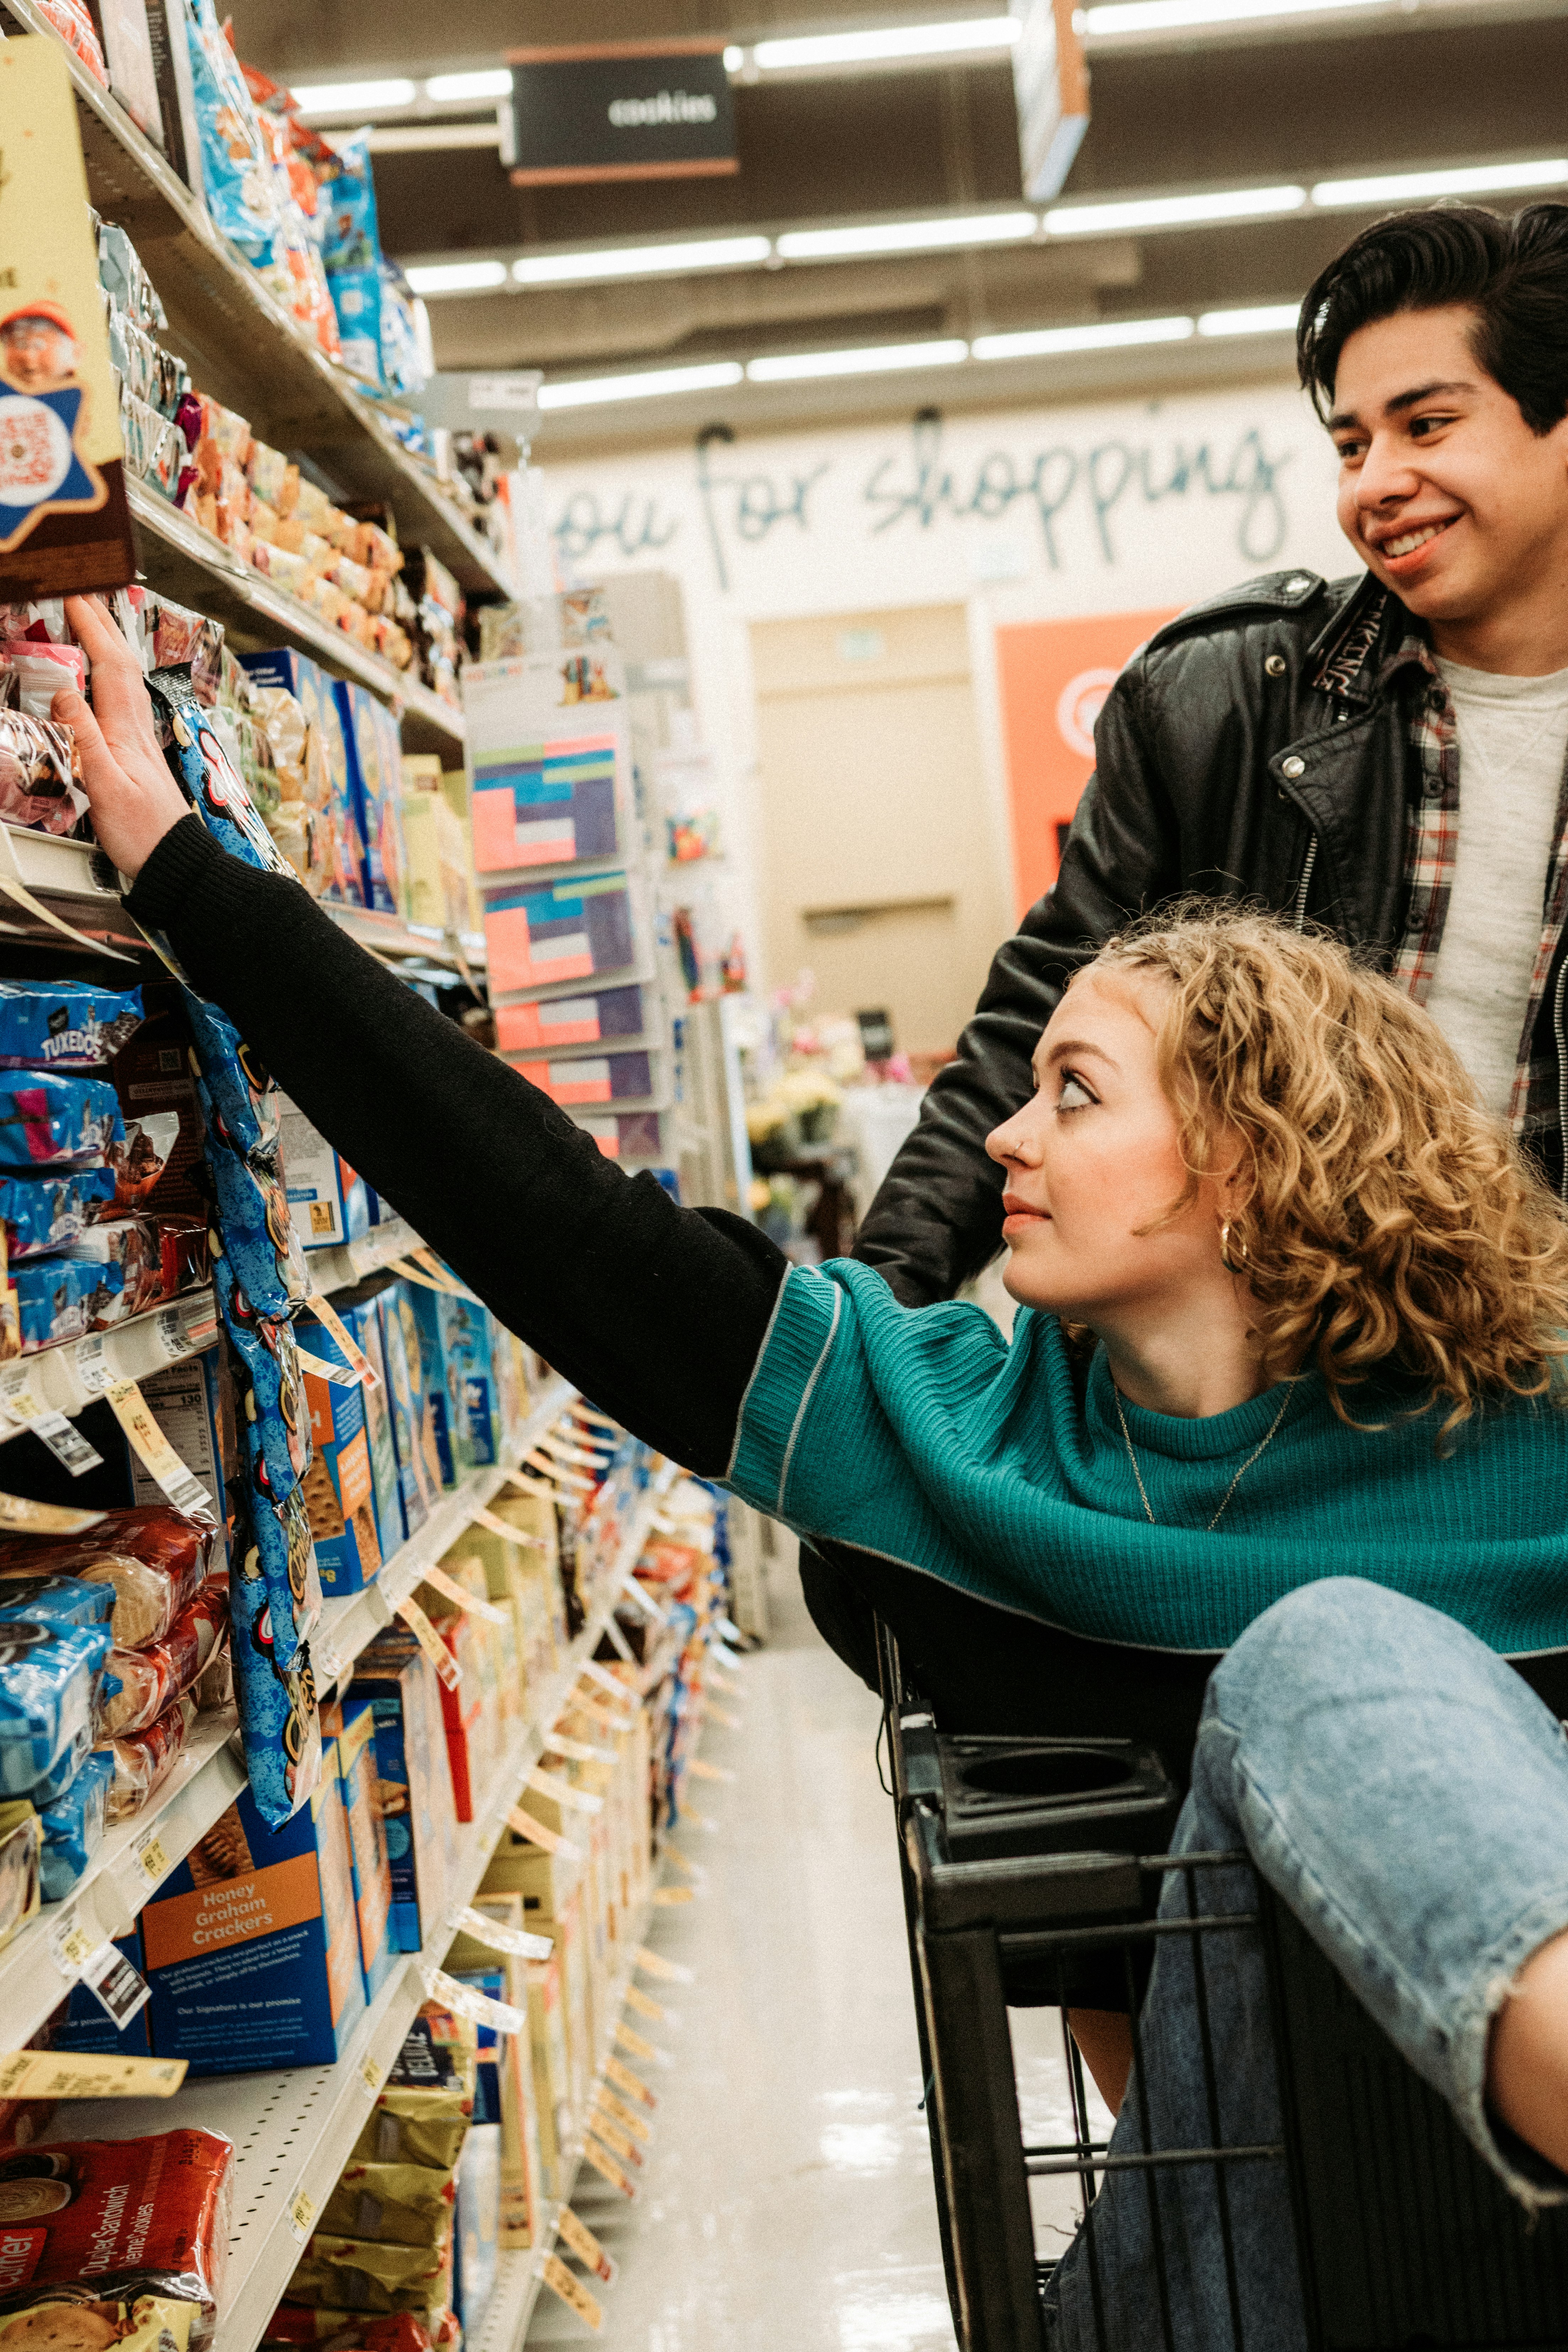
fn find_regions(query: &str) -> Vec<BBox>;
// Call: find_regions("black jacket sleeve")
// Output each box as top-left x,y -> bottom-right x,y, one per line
852,658 -> 1179,1305
126,817 -> 786,1476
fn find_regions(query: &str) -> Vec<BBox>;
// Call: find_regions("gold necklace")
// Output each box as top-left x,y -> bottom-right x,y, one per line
1113,1380 -> 1296,1533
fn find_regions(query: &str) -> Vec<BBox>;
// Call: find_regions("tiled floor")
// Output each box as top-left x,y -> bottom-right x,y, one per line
528,1544 -> 1105,2350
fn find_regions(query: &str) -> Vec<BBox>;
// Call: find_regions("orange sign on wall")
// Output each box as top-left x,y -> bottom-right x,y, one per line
995,608 -> 1180,919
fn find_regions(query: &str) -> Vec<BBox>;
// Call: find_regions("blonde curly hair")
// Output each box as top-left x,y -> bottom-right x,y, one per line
1078,904 -> 1568,1431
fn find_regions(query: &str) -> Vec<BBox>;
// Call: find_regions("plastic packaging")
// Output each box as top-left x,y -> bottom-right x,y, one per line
0,982 -> 138,1076
0,1167 -> 117,1258
32,0 -> 109,86
263,2316 -> 435,2352
181,0 -> 281,263
0,640 -> 87,723
102,1688 -> 195,1821
351,2013 -> 476,2172
0,705 -> 85,835
13,1250 -> 124,1345
37,1744 -> 114,1897
0,1507 -> 215,1647
0,1616 -> 111,1797
0,1573 -> 114,1632
97,1576 -> 229,1738
287,2234 -> 450,2316
320,2165 -> 457,2252
0,2131 -> 233,2341
318,135 -> 386,388
0,1072 -> 122,1172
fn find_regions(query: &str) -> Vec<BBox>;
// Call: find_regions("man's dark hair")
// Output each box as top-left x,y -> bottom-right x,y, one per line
1297,201 -> 1568,434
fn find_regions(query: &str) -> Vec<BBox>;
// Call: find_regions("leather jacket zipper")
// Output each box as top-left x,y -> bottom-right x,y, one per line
1293,836 -> 1319,931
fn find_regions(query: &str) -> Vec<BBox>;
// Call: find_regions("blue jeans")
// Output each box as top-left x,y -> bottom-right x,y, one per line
1043,1577 -> 1568,2350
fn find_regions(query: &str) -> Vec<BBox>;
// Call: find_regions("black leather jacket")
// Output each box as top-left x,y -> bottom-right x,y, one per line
855,563 -> 1568,1304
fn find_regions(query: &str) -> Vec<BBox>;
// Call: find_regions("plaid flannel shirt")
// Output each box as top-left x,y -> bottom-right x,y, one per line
1385,626 -> 1568,1138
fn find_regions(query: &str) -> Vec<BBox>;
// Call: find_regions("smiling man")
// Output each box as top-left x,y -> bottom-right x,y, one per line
855,203 -> 1568,1318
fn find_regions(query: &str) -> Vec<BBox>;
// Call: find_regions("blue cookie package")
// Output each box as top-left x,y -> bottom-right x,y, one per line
0,1072 -> 122,1172
0,1168 -> 118,1258
0,980 -> 142,1071
0,1574 -> 114,1631
0,1615 -> 112,1797
38,1748 -> 114,1899
13,1255 -> 125,1348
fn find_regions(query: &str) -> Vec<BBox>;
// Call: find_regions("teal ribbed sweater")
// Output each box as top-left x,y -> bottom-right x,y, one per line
727,1260 -> 1568,1655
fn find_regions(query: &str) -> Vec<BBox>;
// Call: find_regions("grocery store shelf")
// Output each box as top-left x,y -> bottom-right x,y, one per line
53,1496 -> 660,2352
309,1373 -> 578,1689
129,483 -> 465,754
0,0 -> 513,599
0,1289 -> 221,1443
320,903 -> 484,974
305,1215 -> 424,1297
0,1702 -> 244,2050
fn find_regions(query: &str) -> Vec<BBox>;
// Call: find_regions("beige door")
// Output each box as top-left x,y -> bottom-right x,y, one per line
750,605 -> 1009,1059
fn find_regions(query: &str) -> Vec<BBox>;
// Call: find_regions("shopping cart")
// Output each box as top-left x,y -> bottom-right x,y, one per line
877,1619 -> 1568,2352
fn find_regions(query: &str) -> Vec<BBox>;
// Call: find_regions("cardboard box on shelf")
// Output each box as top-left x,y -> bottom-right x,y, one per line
446,1893 -> 545,2250
406,1282 -> 499,1480
350,1635 -> 455,1954
335,680 -> 408,917
337,1289 -> 405,1557
332,1693 -> 398,2004
141,1749 -> 367,2071
296,1306 -> 383,1594
278,1092 -> 369,1250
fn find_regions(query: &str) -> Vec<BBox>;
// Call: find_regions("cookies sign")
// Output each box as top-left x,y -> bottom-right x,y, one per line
0,38 -> 135,590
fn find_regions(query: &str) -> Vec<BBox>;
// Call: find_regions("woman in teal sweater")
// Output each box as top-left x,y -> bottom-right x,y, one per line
57,595 -> 1568,2346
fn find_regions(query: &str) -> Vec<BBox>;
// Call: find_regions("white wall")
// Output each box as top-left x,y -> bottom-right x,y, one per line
536,378 -> 1351,987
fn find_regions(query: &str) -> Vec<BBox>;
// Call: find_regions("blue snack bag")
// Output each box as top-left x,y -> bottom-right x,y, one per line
228,1481 -> 322,1825
38,1748 -> 114,1899
0,1575 -> 114,1632
14,1254 -> 125,1346
0,1168 -> 118,1258
0,1073 -> 122,1170
0,1616 -> 112,1797
181,0 -> 281,262
0,981 -> 143,1070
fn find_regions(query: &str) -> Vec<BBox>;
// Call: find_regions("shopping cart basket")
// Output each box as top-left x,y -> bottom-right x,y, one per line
877,1620 -> 1568,2352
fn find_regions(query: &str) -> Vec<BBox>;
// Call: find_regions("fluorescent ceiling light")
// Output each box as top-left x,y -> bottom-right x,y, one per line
776,209 -> 1036,260
514,235 -> 772,287
747,338 -> 969,382
723,43 -> 744,69
403,259 -> 509,295
1313,158 -> 1568,207
1197,301 -> 1302,335
1046,184 -> 1305,234
1085,0 -> 1384,32
291,77 -> 417,117
752,17 -> 1019,69
425,69 -> 514,101
972,316 -> 1194,358
538,361 -> 745,410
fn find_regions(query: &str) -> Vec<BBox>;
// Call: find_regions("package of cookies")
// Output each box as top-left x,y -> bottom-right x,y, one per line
0,1075 -> 122,1172
0,2131 -> 233,2342
0,1507 -> 214,1647
95,1577 -> 228,1738
100,1691 -> 194,1822
0,1618 -> 112,1798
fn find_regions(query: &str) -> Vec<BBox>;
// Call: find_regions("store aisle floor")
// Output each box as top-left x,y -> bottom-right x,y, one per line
527,1547 -> 960,2351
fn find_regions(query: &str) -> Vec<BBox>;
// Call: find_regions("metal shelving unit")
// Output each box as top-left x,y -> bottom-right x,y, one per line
55,1493 -> 661,2352
127,484 -> 465,755
0,0 -> 512,598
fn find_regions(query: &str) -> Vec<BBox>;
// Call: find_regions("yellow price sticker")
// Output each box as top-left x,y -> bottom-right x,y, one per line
615,2020 -> 659,2063
540,2252 -> 604,2328
634,1944 -> 694,1985
555,2205 -> 615,2283
579,2137 -> 637,2200
287,2190 -> 315,2244
505,1804 -> 581,1860
652,1884 -> 694,1907
623,1983 -> 664,2025
135,1832 -> 169,1884
587,2114 -> 643,2168
686,1756 -> 734,1784
50,1916 -> 93,1976
604,2054 -> 657,2110
396,1596 -> 462,1691
0,2049 -> 185,2100
594,2084 -> 651,2142
360,2055 -> 382,2098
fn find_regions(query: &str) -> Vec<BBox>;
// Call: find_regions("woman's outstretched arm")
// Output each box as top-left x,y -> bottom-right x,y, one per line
56,597 -> 787,1475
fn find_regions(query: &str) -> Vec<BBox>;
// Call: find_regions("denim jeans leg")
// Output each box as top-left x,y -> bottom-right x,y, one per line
1045,1576 -> 1568,2350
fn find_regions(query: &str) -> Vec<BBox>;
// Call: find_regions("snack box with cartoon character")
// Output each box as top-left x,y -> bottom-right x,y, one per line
140,1752 -> 367,2071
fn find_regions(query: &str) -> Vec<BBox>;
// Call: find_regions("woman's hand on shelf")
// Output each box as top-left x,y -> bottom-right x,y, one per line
54,593 -> 192,879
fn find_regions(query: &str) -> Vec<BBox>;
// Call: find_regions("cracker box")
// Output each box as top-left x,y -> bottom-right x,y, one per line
334,1693 -> 397,2004
350,1634 -> 455,1954
342,1292 -> 405,1558
375,1286 -> 431,1539
415,1557 -> 505,1822
335,680 -> 408,916
141,1752 -> 368,2071
278,1091 -> 369,1249
389,1281 -> 446,1500
406,1283 -> 499,1480
296,1307 -> 382,1594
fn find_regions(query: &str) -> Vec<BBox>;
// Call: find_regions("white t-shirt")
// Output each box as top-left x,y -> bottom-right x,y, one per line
1424,658 -> 1568,1116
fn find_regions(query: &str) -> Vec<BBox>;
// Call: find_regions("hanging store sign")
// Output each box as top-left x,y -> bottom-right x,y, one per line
504,42 -> 737,187
1011,0 -> 1090,201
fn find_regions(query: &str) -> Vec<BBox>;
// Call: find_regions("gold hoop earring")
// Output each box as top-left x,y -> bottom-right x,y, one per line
1219,1220 -> 1249,1274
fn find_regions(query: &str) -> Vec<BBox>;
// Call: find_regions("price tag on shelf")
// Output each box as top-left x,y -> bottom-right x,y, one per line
295,1346 -> 362,1389
471,1505 -> 545,1552
359,2055 -> 383,2099
686,1757 -> 734,1784
614,2019 -> 661,2065
82,1941 -> 151,2031
0,1362 -> 45,1425
573,1405 -> 619,1431
555,2206 -> 616,2285
306,1295 -> 380,1390
452,1905 -> 553,1960
544,1732 -> 613,1765
594,2084 -> 651,2143
623,1983 -> 666,2027
25,1409 -> 104,1479
619,1573 -> 668,1625
396,1597 -> 461,1691
48,1907 -> 95,1984
0,1491 -> 103,1536
706,1705 -> 743,1733
499,1473 -> 559,1506
635,1945 -> 695,1985
526,1451 -> 592,1493
579,1659 -> 638,1713
566,1694 -> 626,1736
505,1805 -> 581,1861
421,1564 -> 508,1625
286,2190 -> 315,2245
103,1379 -> 213,1517
154,1305 -> 190,1362
424,1966 -> 526,2037
578,2139 -> 637,2201
652,1885 -> 694,1908
527,1766 -> 602,1816
73,1333 -> 111,1396
587,2113 -> 642,2168
604,2055 -> 657,2110
540,2252 -> 604,2329
0,2049 -> 185,2099
133,1826 -> 171,1888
